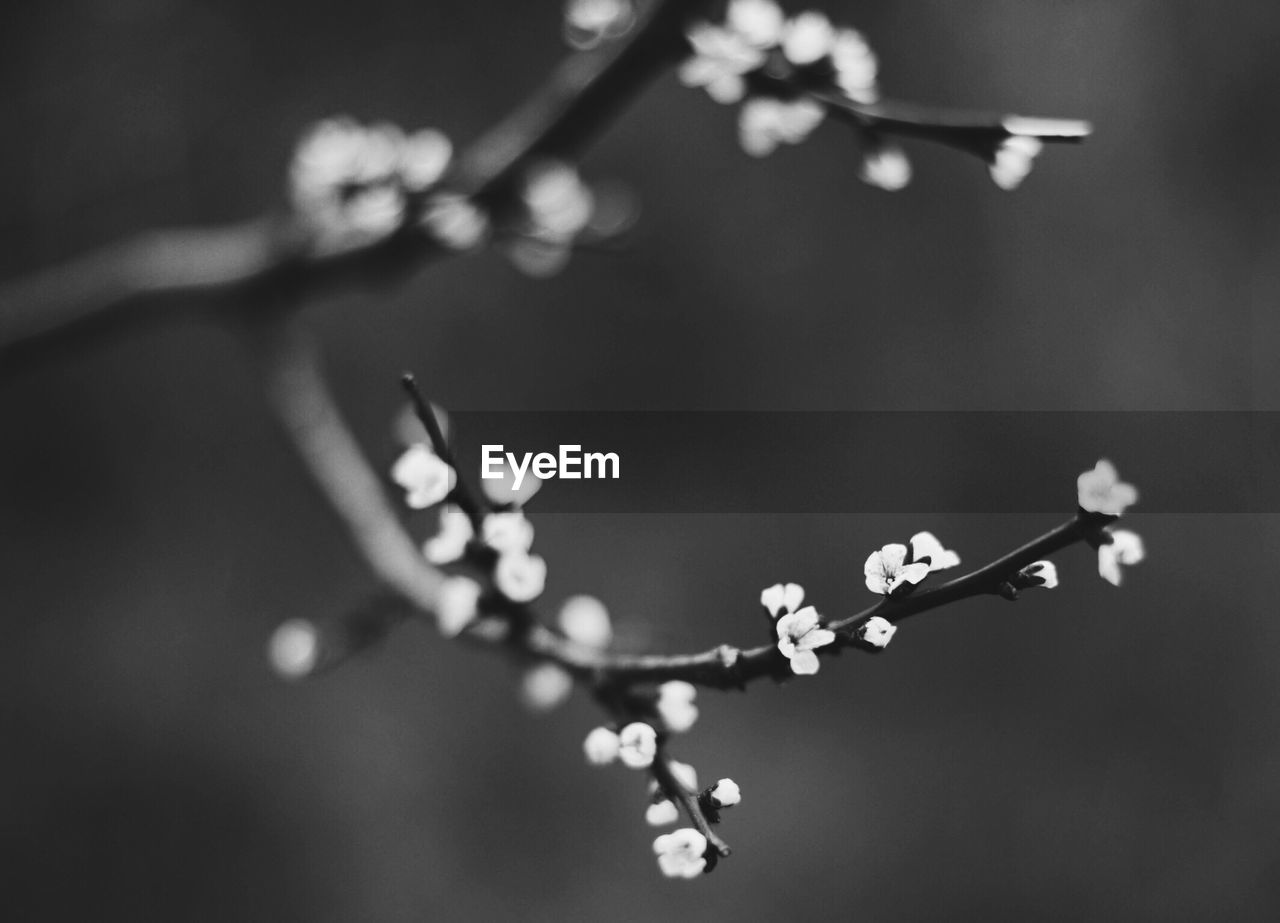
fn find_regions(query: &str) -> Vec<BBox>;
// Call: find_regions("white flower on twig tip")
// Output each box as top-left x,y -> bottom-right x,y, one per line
423,505 -> 473,565
1078,459 -> 1139,516
859,142 -> 911,191
521,662 -> 573,711
558,595 -> 612,649
437,575 -> 482,638
775,606 -> 836,675
760,582 -> 804,618
858,615 -> 897,649
654,828 -> 709,879
422,194 -> 489,251
563,0 -> 635,50
618,722 -> 658,769
655,681 -> 699,733
583,726 -> 621,766
1098,529 -> 1144,586
739,96 -> 826,157
397,128 -> 452,191
709,778 -> 741,808
268,619 -> 320,679
910,531 -> 961,572
391,443 -> 455,509
781,11 -> 836,66
494,551 -> 547,603
989,135 -> 1043,191
646,799 -> 679,826
1018,560 -> 1059,589
482,511 -> 535,555
864,543 -> 931,595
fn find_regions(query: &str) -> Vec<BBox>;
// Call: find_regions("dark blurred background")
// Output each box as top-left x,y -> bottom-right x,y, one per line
2,0 -> 1279,919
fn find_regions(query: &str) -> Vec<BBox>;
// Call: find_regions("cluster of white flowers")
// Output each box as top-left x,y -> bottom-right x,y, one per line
563,0 -> 635,50
679,0 -> 883,164
864,531 -> 960,597
290,117 -> 487,255
760,582 -> 835,674
506,161 -> 597,277
1077,459 -> 1144,586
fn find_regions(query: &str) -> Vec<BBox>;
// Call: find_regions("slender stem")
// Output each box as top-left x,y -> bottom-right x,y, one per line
400,373 -> 488,529
652,747 -> 731,857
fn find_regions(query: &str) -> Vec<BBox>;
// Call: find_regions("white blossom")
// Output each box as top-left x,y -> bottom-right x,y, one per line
482,511 -> 535,555
494,551 -> 547,603
760,581 -> 804,618
583,726 -> 621,766
344,185 -> 406,238
1020,560 -> 1059,589
989,135 -> 1043,191
480,457 -> 544,507
864,543 -> 931,595
268,618 -> 320,679
437,575 -> 482,638
726,0 -> 785,47
618,722 -> 658,769
558,595 -> 613,649
655,680 -> 699,733
423,505 -> 473,564
832,28 -> 879,103
859,143 -> 912,191
1077,459 -> 1139,516
521,662 -> 574,711
653,828 -> 708,879
398,128 -> 453,191
422,193 -> 490,250
781,11 -> 837,66
678,23 -> 766,105
858,615 -> 897,649
524,161 -> 595,241
709,778 -> 741,808
391,443 -> 456,509
909,531 -> 961,572
1098,529 -> 1144,586
646,799 -> 680,826
668,759 -> 698,792
775,605 -> 836,675
738,96 -> 826,157
564,0 -> 635,50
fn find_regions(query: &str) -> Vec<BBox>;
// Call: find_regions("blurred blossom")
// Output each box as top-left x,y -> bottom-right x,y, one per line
864,543 -> 931,595
583,726 -> 621,765
646,799 -> 680,826
1078,459 -> 1139,516
709,778 -> 741,808
653,828 -> 708,879
344,185 -> 405,237
738,96 -> 826,157
437,576 -> 481,638
989,135 -> 1044,191
859,615 -> 897,649
1098,529 -> 1145,586
859,142 -> 912,191
421,193 -> 490,250
655,680 -> 698,733
679,23 -> 765,104
775,605 -> 836,675
726,0 -> 785,47
391,443 -> 455,509
831,28 -> 879,103
482,511 -> 536,555
494,551 -> 547,602
781,11 -> 836,66
618,722 -> 658,769
760,581 -> 804,618
558,595 -> 613,648
267,618 -> 320,679
909,531 -> 961,572
563,0 -> 635,50
398,128 -> 452,191
667,760 -> 698,792
422,506 -> 474,565
521,662 -> 574,712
